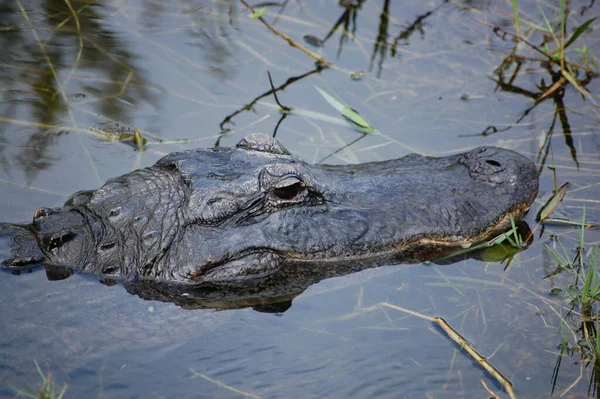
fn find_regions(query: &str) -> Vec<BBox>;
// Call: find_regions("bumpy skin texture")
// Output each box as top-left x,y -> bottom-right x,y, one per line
1,133 -> 538,286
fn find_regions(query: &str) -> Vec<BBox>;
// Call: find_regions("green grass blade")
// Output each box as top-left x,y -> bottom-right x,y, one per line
489,232 -> 509,246
580,206 -> 586,250
511,0 -> 520,36
505,235 -> 517,247
564,17 -> 597,49
5,384 -> 37,399
590,247 -> 600,298
258,101 -> 378,135
596,319 -> 600,354
315,86 -> 375,133
545,244 -> 571,269
509,215 -> 523,247
582,257 -> 595,305
315,86 -> 345,113
34,360 -> 47,384
518,18 -> 552,33
539,7 -> 560,49
560,0 -> 566,38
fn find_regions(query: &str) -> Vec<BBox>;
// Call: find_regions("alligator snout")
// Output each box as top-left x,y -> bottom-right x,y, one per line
459,146 -> 539,215
460,146 -> 534,183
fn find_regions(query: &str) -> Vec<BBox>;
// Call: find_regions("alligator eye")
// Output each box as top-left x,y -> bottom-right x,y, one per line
486,160 -> 501,167
273,182 -> 304,200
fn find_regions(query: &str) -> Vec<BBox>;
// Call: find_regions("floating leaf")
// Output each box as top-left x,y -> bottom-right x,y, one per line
537,182 -> 569,221
315,86 -> 375,133
550,287 -> 563,296
564,17 -> 597,49
258,100 -> 377,136
248,7 -> 267,19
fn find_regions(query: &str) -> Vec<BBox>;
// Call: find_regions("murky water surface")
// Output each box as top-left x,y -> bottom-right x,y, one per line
1,1 -> 599,398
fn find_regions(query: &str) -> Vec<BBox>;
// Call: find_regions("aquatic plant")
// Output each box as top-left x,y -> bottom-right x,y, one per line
6,361 -> 67,399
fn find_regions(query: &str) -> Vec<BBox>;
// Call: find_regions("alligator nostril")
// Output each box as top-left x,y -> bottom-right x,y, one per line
486,160 -> 501,167
99,242 -> 116,251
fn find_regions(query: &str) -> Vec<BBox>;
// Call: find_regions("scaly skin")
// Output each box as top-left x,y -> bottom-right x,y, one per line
1,133 -> 538,286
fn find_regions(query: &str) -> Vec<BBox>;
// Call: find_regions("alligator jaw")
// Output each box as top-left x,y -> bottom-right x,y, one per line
278,200 -> 534,265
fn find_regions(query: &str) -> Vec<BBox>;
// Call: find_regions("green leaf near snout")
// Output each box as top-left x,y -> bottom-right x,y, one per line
315,86 -> 375,133
537,182 -> 569,222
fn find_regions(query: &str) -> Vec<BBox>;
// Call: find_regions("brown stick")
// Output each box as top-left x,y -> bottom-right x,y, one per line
381,302 -> 517,399
433,317 -> 517,399
239,0 -> 331,67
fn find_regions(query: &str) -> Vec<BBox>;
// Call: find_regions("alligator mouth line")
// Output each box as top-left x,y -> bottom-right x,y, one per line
283,201 -> 533,264
411,201 -> 532,248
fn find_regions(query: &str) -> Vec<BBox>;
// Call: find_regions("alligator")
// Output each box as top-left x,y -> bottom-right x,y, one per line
1,133 -> 538,296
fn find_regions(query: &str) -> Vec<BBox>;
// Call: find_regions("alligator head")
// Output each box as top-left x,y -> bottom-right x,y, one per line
1,133 -> 538,288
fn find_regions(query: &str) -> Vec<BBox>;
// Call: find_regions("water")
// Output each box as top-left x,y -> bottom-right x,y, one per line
1,0 -> 599,398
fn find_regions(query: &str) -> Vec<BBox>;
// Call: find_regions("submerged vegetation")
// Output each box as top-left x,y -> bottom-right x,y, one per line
488,5 -> 600,389
545,216 -> 600,395
7,361 -> 67,399
498,0 -> 598,100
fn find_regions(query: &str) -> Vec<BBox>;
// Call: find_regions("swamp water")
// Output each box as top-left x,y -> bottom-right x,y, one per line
1,1 -> 599,398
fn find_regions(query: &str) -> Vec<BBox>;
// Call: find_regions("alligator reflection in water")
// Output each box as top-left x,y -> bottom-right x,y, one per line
39,225 -> 530,313
1,133 -> 538,311
18,226 -> 526,313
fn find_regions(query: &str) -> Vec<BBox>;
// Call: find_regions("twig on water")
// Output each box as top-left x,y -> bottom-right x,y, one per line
239,0 -> 331,67
267,71 -> 290,111
381,302 -> 517,399
219,67 -> 321,131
